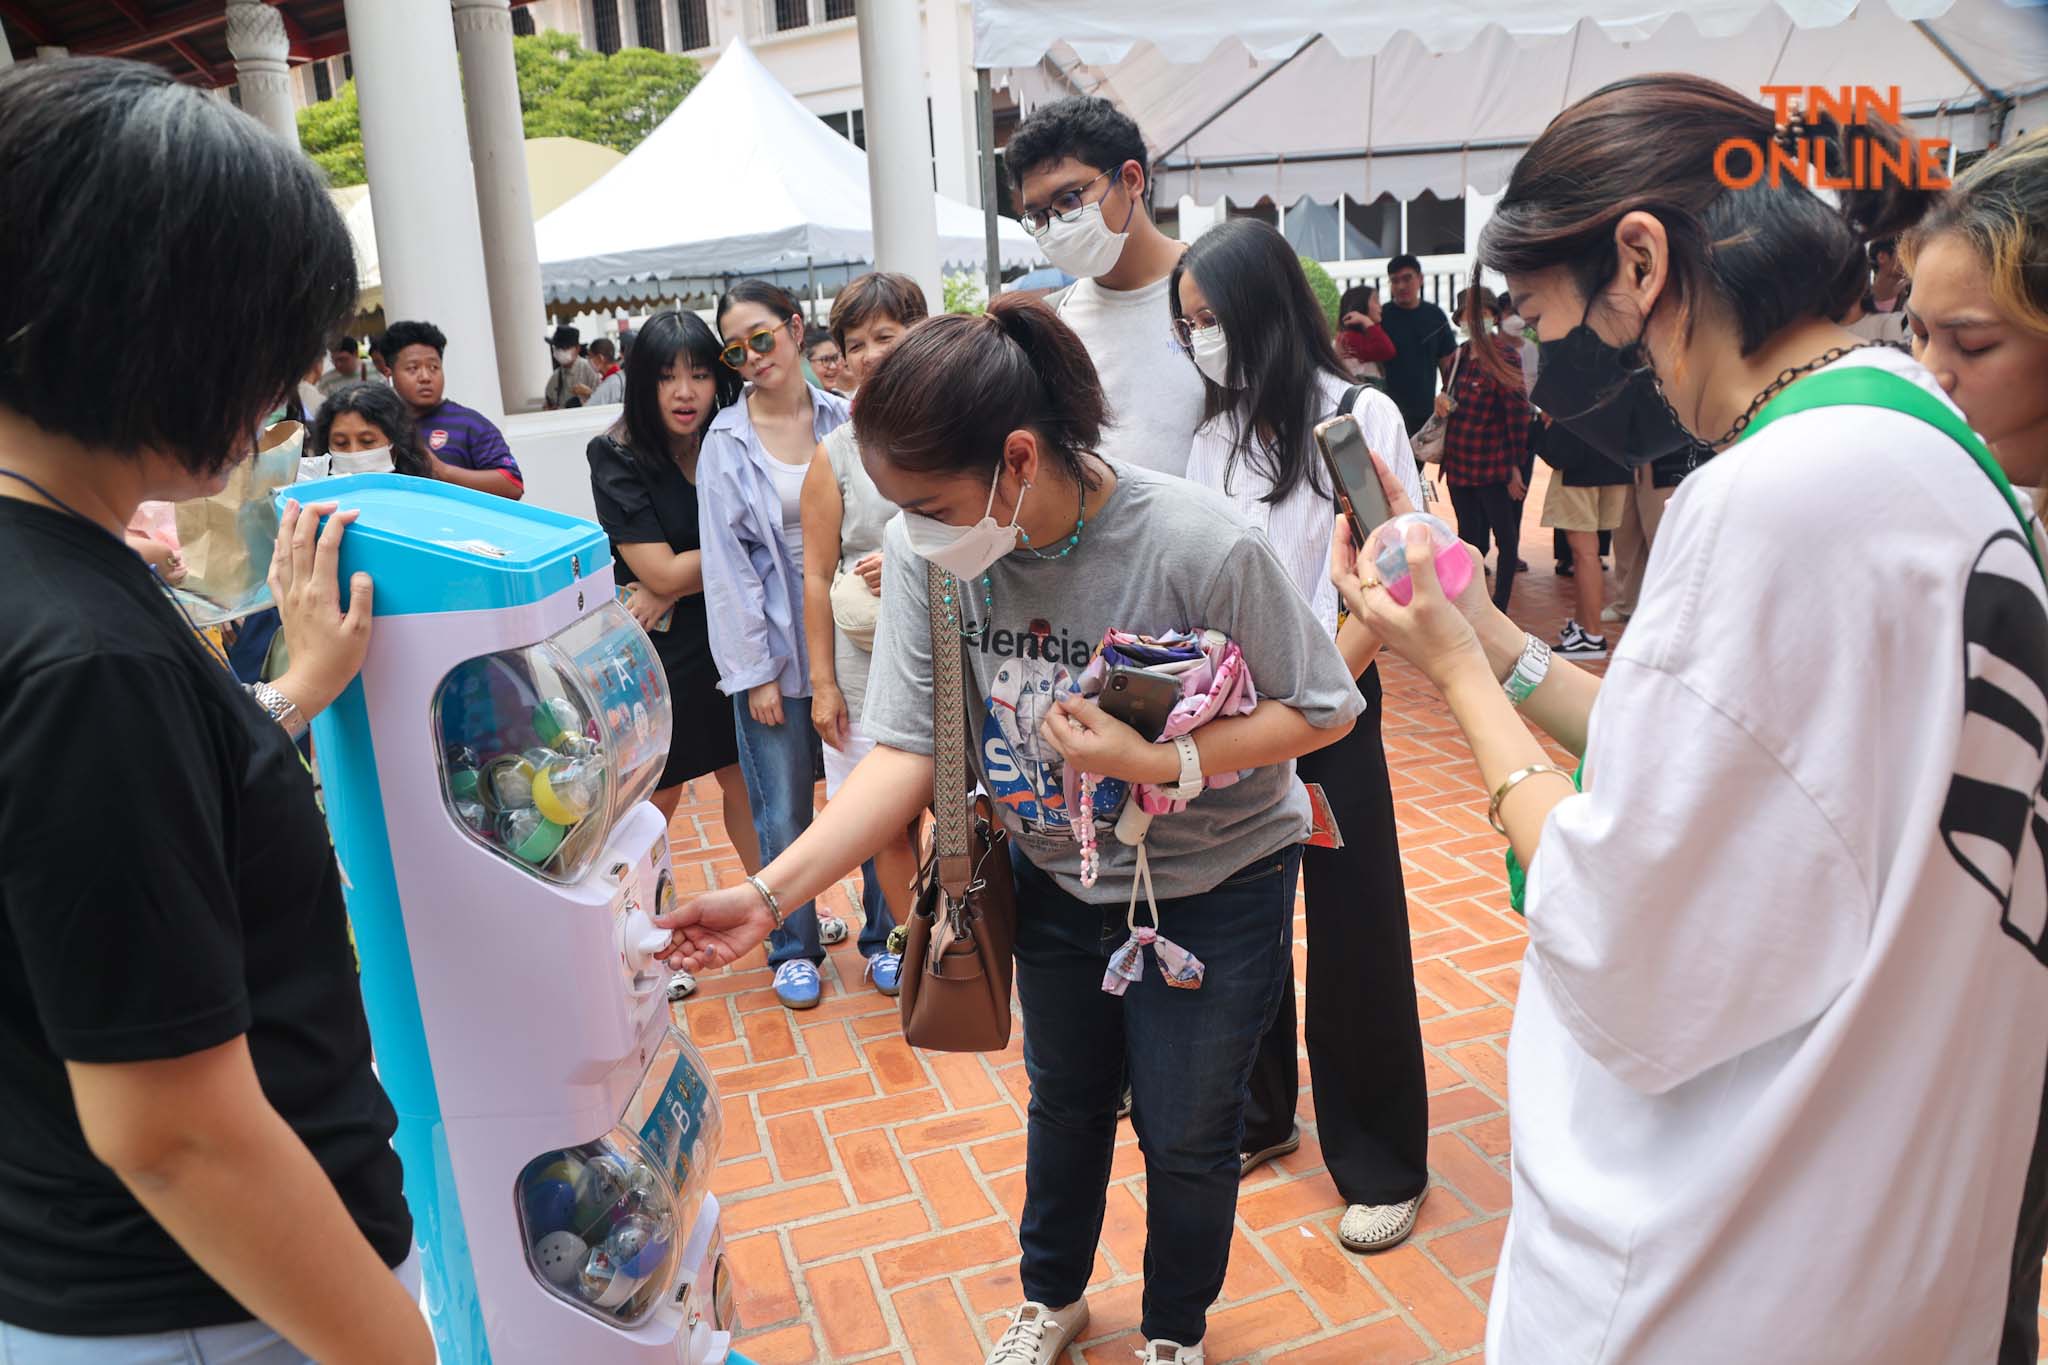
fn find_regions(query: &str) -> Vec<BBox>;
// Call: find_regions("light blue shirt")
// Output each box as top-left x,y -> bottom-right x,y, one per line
698,383 -> 851,697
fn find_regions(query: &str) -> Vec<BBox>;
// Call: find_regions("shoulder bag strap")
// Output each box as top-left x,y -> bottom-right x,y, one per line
1337,382 -> 1368,420
1738,366 -> 2044,583
925,561 -> 976,899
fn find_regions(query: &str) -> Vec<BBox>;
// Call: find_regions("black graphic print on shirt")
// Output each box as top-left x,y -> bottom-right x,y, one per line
1940,529 -> 2048,964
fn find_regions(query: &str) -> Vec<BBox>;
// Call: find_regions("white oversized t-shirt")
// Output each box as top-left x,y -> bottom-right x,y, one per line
1493,346 -> 2048,1363
1053,277 -> 1208,478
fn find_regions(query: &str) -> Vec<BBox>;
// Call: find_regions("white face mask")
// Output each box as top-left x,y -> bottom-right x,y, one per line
1188,324 -> 1232,388
902,465 -> 1027,580
1036,199 -> 1129,279
331,444 -> 395,475
553,347 -> 576,366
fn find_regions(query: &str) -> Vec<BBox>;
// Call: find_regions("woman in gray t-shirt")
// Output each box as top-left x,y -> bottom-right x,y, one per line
658,295 -> 1363,1365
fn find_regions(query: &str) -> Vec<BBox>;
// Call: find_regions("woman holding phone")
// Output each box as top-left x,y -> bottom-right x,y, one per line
1899,131 -> 2048,1362
700,281 -> 853,1011
1338,74 -> 2044,1361
1169,219 -> 1435,1253
660,295 -> 1362,1365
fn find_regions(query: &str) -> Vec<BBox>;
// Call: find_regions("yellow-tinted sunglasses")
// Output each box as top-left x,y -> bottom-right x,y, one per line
719,323 -> 790,370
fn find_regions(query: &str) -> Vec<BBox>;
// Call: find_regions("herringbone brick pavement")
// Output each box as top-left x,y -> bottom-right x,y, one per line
662,483 -> 2047,1362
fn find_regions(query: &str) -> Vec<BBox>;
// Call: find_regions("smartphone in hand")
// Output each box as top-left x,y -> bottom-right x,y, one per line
1314,413 -> 1395,550
1097,666 -> 1179,742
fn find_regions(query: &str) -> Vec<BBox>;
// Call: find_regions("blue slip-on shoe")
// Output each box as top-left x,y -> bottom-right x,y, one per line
773,959 -> 822,1010
864,950 -> 902,997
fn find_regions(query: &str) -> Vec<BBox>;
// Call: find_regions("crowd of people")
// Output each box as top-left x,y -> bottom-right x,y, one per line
3,47 -> 2047,1365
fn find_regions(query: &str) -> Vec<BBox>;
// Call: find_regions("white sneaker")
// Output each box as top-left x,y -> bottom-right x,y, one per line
1338,1192 -> 1425,1253
988,1300 -> 1089,1365
1600,604 -> 1632,624
1138,1342 -> 1206,1364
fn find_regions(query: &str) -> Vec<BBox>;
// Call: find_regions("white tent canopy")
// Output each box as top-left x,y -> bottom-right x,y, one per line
537,38 -> 1042,302
978,0 -> 2048,207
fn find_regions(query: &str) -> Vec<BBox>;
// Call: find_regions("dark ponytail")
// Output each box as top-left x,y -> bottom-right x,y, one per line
853,293 -> 1106,489
1473,74 -> 1939,383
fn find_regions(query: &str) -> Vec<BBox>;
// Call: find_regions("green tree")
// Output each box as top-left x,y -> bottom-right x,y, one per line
295,32 -> 700,189
1298,256 -> 1341,329
514,30 -> 700,154
298,78 -> 366,186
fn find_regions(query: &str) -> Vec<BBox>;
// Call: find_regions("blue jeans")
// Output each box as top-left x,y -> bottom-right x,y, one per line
733,696 -> 822,966
856,859 -> 895,958
1013,846 -> 1299,1345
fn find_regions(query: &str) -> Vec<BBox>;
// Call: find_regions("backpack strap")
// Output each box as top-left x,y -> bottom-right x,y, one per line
1738,365 -> 2043,583
1336,382 -> 1368,420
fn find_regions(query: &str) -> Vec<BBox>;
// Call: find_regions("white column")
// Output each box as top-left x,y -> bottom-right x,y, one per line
453,0 -> 551,414
224,0 -> 300,146
856,0 -> 942,306
345,0 -> 506,423
923,0 -> 976,203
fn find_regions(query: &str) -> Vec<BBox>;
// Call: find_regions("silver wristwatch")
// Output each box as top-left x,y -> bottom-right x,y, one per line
247,681 -> 307,740
1503,634 -> 1552,708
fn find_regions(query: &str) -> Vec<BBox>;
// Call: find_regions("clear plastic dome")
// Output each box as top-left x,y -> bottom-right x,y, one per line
432,601 -> 670,884
515,1129 -> 685,1326
515,1026 -> 722,1328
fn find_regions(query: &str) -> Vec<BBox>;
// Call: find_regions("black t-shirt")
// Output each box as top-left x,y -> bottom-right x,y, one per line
0,499 -> 411,1336
1379,300 -> 1458,436
585,433 -> 715,677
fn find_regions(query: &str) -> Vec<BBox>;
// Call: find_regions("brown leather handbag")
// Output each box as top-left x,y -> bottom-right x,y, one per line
894,562 -> 1017,1052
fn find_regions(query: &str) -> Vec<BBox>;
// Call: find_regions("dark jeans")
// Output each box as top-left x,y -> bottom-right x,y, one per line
1448,481 -> 1523,611
855,858 -> 894,959
732,695 -> 822,966
1014,846 -> 1299,1345
1244,666 -> 1429,1206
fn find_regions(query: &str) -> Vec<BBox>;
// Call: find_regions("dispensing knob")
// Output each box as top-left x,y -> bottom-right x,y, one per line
619,902 -> 672,981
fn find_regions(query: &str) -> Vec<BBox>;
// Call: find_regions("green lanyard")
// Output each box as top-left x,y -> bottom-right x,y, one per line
1505,364 -> 2032,914
1738,364 -> 2044,583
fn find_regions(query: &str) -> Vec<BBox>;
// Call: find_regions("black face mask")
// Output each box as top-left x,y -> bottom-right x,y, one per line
1530,318 -> 1708,470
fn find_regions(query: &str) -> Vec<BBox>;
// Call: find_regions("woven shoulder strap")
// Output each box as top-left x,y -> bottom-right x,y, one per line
925,561 -> 976,898
1739,365 -> 2043,582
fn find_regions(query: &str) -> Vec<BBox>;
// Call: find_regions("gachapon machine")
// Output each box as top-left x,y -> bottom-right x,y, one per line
294,474 -> 741,1363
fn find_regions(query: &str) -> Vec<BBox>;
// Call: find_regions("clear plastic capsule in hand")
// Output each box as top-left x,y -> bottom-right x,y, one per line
1364,512 -> 1475,606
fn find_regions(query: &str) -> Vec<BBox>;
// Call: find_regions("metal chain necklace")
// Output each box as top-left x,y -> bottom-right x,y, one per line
1655,343 -> 1878,456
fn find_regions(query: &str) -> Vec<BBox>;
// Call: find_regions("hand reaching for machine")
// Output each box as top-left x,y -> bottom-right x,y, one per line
654,884 -> 777,974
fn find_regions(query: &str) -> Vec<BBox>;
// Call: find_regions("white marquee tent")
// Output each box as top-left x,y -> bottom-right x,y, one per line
975,0 -> 2048,211
537,38 -> 1043,304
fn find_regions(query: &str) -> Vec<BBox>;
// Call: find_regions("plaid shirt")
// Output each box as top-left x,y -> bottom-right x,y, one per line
1442,342 -> 1531,488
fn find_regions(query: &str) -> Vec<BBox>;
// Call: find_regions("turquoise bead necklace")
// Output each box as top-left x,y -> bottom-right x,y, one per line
941,473 -> 1092,639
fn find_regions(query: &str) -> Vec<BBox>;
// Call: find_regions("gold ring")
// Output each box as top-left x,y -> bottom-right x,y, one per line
1360,578 -> 1381,591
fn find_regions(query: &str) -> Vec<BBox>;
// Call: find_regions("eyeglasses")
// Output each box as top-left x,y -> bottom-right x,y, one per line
1019,167 -> 1118,236
719,322 -> 790,371
1168,308 -> 1221,350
